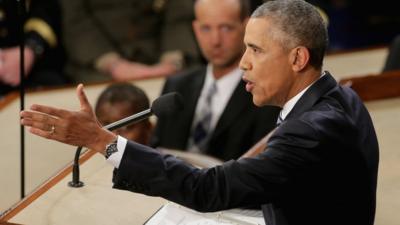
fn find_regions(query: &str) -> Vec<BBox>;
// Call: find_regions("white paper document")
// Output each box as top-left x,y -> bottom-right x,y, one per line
145,202 -> 265,225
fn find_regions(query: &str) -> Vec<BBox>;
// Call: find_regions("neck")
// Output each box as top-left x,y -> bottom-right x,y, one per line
284,69 -> 321,105
211,61 -> 240,80
212,67 -> 236,79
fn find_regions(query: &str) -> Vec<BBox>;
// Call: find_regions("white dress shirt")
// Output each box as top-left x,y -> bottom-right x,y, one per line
191,64 -> 243,133
278,72 -> 326,122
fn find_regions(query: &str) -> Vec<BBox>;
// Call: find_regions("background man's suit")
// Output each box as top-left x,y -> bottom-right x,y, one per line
150,66 -> 280,161
114,72 -> 379,225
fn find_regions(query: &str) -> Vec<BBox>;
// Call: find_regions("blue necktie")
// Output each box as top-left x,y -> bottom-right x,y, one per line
191,82 -> 217,151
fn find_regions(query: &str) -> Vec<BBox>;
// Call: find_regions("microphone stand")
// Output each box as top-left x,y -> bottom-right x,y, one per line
68,109 -> 152,188
17,0 -> 27,199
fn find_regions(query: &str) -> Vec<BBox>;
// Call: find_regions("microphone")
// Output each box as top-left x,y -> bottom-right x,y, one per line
68,92 -> 184,188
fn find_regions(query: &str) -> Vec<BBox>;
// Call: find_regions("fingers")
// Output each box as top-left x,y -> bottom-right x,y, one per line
29,104 -> 68,118
20,110 -> 59,131
76,84 -> 92,112
28,127 -> 54,140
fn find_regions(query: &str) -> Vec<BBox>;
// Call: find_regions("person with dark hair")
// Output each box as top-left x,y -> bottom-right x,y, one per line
95,82 -> 152,145
150,0 -> 279,161
0,0 -> 67,96
21,1 -> 379,224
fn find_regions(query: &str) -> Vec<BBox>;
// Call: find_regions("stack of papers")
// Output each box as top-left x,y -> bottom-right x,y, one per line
145,202 -> 265,225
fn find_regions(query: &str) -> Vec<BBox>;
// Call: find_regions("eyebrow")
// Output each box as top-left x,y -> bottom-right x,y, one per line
247,42 -> 263,51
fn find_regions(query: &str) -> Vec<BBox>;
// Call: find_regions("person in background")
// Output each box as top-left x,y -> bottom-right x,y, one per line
382,34 -> 400,72
95,82 -> 152,145
0,0 -> 67,96
60,0 -> 203,83
20,1 -> 379,224
150,0 -> 280,161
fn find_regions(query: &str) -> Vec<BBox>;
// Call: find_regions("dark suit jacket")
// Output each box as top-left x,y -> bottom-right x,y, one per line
150,66 -> 280,161
113,72 -> 379,225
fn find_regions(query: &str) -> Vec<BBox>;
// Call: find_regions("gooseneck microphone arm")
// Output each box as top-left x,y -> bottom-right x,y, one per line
68,92 -> 183,188
68,109 -> 153,188
103,109 -> 152,130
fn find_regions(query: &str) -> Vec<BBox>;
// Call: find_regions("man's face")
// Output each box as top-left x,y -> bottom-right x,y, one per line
193,0 -> 246,69
240,18 -> 295,107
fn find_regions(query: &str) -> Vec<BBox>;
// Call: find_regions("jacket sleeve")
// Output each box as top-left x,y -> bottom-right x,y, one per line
113,119 -> 327,212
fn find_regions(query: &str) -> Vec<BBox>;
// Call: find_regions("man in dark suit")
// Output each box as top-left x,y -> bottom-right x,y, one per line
21,1 -> 379,224
150,0 -> 279,161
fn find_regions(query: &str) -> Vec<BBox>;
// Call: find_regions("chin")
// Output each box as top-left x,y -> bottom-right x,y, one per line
252,97 -> 264,107
253,95 -> 274,107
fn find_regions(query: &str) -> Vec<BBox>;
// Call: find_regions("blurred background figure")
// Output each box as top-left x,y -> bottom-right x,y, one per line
60,0 -> 203,83
382,34 -> 400,72
95,82 -> 152,145
0,0 -> 67,97
307,0 -> 400,51
150,0 -> 279,161
253,0 -> 400,51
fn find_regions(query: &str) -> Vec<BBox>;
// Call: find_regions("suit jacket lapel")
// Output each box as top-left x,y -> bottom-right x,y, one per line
211,80 -> 251,139
286,72 -> 337,120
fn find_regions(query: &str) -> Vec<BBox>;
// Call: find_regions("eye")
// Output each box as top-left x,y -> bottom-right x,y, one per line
199,25 -> 210,33
251,47 -> 260,54
220,25 -> 234,33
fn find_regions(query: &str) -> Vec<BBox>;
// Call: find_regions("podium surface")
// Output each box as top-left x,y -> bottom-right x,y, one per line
8,153 -> 166,225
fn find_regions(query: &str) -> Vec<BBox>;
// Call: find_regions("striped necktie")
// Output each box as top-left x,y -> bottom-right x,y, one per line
190,82 -> 217,151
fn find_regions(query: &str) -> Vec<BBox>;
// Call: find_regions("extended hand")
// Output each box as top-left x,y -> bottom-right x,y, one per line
20,84 -> 116,154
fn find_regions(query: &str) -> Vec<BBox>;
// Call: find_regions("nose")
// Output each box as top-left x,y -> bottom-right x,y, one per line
210,30 -> 222,46
239,49 -> 251,71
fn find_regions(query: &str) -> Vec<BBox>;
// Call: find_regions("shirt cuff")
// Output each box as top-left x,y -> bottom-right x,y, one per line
106,136 -> 127,169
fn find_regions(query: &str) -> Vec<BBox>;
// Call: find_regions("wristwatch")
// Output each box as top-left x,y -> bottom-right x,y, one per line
105,139 -> 118,159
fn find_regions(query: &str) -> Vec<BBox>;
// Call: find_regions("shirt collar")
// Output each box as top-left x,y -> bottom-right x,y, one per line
204,64 -> 242,91
280,72 -> 326,120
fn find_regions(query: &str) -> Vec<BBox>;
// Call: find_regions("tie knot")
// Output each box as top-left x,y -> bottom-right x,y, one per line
205,82 -> 217,102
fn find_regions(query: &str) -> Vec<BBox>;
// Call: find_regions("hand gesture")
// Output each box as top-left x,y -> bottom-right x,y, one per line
20,84 -> 117,154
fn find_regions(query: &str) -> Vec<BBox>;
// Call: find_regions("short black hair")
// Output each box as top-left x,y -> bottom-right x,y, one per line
95,82 -> 150,116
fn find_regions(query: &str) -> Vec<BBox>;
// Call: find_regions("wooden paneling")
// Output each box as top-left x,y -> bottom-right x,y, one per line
339,70 -> 400,101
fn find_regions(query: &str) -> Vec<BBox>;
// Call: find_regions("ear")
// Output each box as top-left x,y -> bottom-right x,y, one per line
289,46 -> 310,72
192,20 -> 200,36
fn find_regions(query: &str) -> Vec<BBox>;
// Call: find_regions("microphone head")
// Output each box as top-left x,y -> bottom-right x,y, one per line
151,92 -> 184,117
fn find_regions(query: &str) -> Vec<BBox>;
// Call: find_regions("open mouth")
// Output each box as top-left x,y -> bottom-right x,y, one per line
242,76 -> 254,92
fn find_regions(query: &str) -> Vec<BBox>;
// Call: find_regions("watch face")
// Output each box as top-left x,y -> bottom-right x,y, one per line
106,143 -> 118,159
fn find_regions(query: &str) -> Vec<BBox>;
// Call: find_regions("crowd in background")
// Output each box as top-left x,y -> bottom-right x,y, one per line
1,0 -> 400,97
